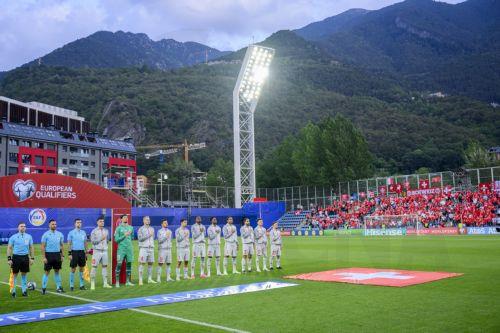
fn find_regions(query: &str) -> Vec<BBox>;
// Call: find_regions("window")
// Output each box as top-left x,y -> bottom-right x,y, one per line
82,148 -> 89,155
47,157 -> 55,167
8,166 -> 18,175
90,149 -> 96,156
102,151 -> 109,157
82,173 -> 89,179
102,163 -> 109,171
70,146 -> 78,153
111,152 -> 118,158
69,159 -> 77,165
9,152 -> 18,162
91,161 -> 96,168
9,139 -> 19,146
34,142 -> 44,149
90,174 -> 96,180
81,160 -> 89,167
34,155 -> 43,165
62,145 -> 68,152
120,153 -> 127,159
47,170 -> 55,174
21,154 -> 30,164
69,172 -> 77,177
47,143 -> 56,150
21,140 -> 31,147
62,158 -> 67,165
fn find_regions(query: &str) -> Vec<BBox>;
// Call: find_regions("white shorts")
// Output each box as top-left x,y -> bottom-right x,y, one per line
139,247 -> 155,263
91,249 -> 108,266
242,243 -> 254,256
177,247 -> 190,262
158,248 -> 172,264
207,244 -> 221,257
224,243 -> 238,257
256,243 -> 267,256
192,243 -> 206,258
271,244 -> 282,257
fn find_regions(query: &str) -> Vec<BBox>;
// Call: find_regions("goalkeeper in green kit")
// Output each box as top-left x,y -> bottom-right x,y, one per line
114,214 -> 134,287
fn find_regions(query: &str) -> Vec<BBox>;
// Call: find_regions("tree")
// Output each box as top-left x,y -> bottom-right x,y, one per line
206,159 -> 234,187
463,141 -> 496,168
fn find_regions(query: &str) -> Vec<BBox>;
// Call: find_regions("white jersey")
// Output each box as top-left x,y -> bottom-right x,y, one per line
269,229 -> 282,245
240,225 -> 255,244
137,225 -> 155,248
222,224 -> 238,243
175,227 -> 190,248
207,225 -> 221,245
254,226 -> 267,244
191,223 -> 206,243
90,227 -> 108,251
157,228 -> 172,249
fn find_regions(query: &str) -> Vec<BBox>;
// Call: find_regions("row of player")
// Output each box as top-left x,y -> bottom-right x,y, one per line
6,215 -> 283,297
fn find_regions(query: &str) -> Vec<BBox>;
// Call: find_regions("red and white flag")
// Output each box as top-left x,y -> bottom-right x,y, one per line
419,179 -> 430,189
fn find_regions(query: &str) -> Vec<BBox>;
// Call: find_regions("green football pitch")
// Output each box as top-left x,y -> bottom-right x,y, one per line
1,235 -> 499,332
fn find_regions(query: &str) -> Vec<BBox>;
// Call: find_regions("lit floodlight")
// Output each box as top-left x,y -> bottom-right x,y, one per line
233,44 -> 275,208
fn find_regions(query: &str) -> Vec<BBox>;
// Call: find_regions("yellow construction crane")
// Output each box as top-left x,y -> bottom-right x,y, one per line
136,140 -> 206,163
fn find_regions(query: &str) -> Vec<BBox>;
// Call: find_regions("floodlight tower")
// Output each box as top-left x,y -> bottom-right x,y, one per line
233,44 -> 275,208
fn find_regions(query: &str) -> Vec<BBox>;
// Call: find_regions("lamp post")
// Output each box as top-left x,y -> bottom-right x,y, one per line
233,44 -> 275,208
157,173 -> 168,207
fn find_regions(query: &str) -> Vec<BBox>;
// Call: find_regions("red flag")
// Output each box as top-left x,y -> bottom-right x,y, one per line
478,182 -> 491,193
431,176 -> 441,183
443,185 -> 453,195
378,186 -> 387,195
388,184 -> 396,192
395,183 -> 403,193
419,179 -> 430,189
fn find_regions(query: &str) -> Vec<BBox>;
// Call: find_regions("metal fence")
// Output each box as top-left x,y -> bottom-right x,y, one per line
143,166 -> 500,210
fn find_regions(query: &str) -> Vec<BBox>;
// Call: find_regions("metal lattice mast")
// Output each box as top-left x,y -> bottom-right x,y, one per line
233,45 -> 275,208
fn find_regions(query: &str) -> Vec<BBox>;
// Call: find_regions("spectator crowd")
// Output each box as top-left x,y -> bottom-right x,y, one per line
302,190 -> 499,230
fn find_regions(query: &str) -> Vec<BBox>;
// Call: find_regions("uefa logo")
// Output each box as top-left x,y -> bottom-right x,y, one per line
12,179 -> 36,202
29,208 -> 47,227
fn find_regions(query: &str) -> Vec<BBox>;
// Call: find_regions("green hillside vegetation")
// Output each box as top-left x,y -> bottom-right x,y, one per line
0,30 -> 497,186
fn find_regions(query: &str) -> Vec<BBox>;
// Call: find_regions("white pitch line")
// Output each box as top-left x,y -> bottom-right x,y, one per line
1,281 -> 250,333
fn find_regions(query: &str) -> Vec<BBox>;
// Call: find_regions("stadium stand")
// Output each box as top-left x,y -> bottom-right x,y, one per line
280,190 -> 499,230
277,210 -> 310,230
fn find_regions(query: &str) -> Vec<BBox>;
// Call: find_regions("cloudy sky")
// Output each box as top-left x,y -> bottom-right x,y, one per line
0,0 -> 464,71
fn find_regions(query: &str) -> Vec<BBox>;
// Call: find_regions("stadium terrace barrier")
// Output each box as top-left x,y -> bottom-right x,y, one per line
291,229 -> 323,236
466,227 -> 500,235
406,227 -> 459,235
364,229 -> 406,236
323,229 -> 363,236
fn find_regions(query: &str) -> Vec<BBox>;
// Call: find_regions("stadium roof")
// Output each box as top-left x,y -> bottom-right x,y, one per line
0,121 -> 136,153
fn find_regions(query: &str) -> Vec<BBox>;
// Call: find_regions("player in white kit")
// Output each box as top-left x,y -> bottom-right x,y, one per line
269,221 -> 282,269
175,219 -> 191,280
240,217 -> 255,273
137,216 -> 157,285
90,217 -> 112,290
254,218 -> 269,272
206,217 -> 222,277
222,216 -> 240,275
190,216 -> 207,279
156,219 -> 174,282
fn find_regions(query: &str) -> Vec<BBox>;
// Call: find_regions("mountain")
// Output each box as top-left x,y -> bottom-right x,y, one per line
24,31 -> 230,70
295,0 -> 500,102
295,8 -> 370,41
1,30 -> 497,180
